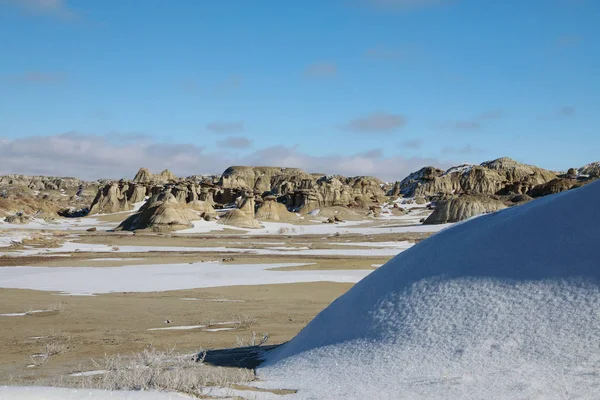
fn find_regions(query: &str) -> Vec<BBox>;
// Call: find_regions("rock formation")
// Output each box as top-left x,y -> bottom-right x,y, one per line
132,168 -> 178,184
400,158 -> 557,198
528,178 -> 579,198
424,195 -> 507,225
116,192 -> 199,232
578,162 -> 600,178
218,194 -> 262,229
89,181 -> 131,214
256,196 -> 300,222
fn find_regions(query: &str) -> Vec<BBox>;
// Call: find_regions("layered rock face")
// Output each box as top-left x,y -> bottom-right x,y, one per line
0,174 -> 100,217
132,168 -> 177,184
256,196 -> 300,222
399,158 -> 558,198
116,192 -> 201,232
578,162 -> 600,178
218,194 -> 262,229
89,168 -> 215,216
424,195 -> 507,225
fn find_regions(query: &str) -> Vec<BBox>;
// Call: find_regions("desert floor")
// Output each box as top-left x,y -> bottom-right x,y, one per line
0,206 -> 439,396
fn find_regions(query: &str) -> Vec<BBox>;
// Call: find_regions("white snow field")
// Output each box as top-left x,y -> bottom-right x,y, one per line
0,262 -> 372,295
257,181 -> 600,399
4,240 -> 411,258
0,386 -> 194,399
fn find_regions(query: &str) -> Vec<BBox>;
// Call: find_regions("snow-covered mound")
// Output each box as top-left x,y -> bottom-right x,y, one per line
258,181 -> 600,399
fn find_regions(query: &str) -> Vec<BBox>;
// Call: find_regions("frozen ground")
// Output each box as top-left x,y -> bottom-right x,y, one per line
0,386 -> 195,399
0,261 -> 372,295
4,240 -> 413,258
0,217 -> 116,231
177,217 -> 447,236
256,182 -> 600,399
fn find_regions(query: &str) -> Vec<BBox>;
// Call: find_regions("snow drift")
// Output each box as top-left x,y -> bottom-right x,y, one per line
258,181 -> 600,399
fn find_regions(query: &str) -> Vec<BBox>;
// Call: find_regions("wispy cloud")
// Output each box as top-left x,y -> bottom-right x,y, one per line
556,35 -> 582,47
304,61 -> 338,78
340,112 -> 407,133
217,136 -> 252,149
7,71 -> 66,84
359,0 -> 456,12
364,45 -> 406,60
0,132 -> 451,182
435,109 -> 504,131
558,106 -> 576,116
436,120 -> 482,131
213,75 -> 243,94
179,78 -> 199,94
399,139 -> 423,149
0,0 -> 80,19
476,110 -> 504,120
206,121 -> 245,134
538,106 -> 576,120
441,144 -> 485,155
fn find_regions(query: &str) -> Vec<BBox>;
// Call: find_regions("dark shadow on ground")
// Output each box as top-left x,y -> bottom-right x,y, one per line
200,344 -> 282,369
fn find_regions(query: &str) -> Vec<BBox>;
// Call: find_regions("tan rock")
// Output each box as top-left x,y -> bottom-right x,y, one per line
424,195 -> 507,224
256,196 -> 300,222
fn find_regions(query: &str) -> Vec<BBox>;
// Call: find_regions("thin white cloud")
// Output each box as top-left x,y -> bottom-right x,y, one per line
360,0 -> 455,11
556,35 -> 582,47
364,45 -> 406,60
399,139 -> 422,149
340,112 -> 407,133
435,109 -> 504,131
538,106 -> 576,120
304,62 -> 338,78
441,144 -> 485,155
217,136 -> 252,149
0,0 -> 79,19
206,121 -> 245,134
7,71 -> 66,84
0,132 -> 450,182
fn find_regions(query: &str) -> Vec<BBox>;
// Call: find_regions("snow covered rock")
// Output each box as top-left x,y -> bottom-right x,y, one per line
259,181 -> 600,399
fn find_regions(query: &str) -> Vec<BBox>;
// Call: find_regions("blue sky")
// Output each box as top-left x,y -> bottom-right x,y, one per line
0,0 -> 598,180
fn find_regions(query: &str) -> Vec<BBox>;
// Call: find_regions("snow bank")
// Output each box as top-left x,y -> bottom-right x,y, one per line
0,386 -> 194,399
258,181 -> 600,399
0,262 -> 372,294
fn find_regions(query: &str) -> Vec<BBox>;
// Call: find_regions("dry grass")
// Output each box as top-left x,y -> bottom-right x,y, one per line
235,332 -> 270,348
53,345 -> 255,396
29,340 -> 69,367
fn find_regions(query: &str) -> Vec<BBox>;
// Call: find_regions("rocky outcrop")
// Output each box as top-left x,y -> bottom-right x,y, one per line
256,196 -> 300,222
116,192 -> 199,232
218,194 -> 262,229
89,182 -> 131,214
0,174 -> 99,217
132,168 -> 178,184
578,162 -> 600,178
401,158 -> 557,198
529,178 -> 579,198
424,195 -> 507,225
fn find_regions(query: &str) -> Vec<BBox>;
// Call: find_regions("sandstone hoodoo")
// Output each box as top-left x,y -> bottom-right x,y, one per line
218,194 -> 262,229
424,194 -> 507,224
89,181 -> 132,215
116,192 -> 199,232
255,196 -> 300,222
132,167 -> 178,184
